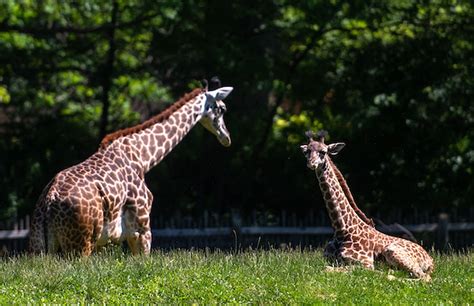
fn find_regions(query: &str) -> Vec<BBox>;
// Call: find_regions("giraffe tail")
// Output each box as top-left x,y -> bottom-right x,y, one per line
28,203 -> 48,254
28,179 -> 56,254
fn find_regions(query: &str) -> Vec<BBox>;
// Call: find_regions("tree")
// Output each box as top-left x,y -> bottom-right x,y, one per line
0,0 -> 472,221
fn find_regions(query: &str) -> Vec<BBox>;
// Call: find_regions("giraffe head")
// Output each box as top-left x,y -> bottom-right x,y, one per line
300,130 -> 345,170
199,86 -> 234,147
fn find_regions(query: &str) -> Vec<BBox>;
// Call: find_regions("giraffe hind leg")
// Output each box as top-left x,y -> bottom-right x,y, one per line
46,227 -> 60,254
52,215 -> 95,256
382,244 -> 431,281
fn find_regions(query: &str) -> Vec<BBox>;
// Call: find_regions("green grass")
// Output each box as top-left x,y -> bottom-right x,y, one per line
0,248 -> 472,304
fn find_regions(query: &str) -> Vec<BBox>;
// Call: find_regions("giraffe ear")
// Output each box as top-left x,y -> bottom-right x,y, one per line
300,144 -> 308,153
327,142 -> 345,155
206,87 -> 233,100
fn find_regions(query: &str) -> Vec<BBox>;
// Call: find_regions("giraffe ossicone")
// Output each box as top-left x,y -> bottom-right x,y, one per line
29,84 -> 234,256
301,130 -> 434,281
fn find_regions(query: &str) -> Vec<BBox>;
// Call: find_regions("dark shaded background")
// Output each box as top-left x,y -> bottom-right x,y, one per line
0,0 -> 472,222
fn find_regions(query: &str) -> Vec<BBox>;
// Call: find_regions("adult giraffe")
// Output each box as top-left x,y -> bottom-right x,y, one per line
300,131 -> 434,281
29,82 -> 233,255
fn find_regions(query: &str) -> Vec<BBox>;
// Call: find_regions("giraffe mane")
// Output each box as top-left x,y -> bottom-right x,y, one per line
100,88 -> 204,149
328,158 -> 375,227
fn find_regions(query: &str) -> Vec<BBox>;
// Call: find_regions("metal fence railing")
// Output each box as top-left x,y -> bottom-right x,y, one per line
1,210 -> 473,254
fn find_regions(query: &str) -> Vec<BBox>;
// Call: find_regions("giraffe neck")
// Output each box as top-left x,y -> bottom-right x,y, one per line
316,159 -> 366,237
110,93 -> 205,174
328,159 -> 375,227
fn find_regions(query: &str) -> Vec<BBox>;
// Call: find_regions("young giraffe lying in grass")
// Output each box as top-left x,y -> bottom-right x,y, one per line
300,131 -> 434,281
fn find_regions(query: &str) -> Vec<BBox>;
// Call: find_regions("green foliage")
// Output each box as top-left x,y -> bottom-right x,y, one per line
0,0 -> 473,219
273,107 -> 323,146
0,249 -> 472,303
0,85 -> 9,103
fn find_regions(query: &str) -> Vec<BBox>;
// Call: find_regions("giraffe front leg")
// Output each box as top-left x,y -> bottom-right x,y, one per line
325,239 -> 375,269
340,249 -> 375,269
324,239 -> 343,265
126,231 -> 140,255
338,240 -> 375,269
125,181 -> 153,255
124,210 -> 152,255
138,228 -> 152,255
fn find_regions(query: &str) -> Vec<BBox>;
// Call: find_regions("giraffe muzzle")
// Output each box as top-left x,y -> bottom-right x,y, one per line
215,122 -> 231,147
218,131 -> 231,147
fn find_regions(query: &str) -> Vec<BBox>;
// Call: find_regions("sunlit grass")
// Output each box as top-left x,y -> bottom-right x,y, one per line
0,248 -> 472,304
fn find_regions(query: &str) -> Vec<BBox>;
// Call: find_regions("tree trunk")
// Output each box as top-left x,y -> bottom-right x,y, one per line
99,0 -> 119,140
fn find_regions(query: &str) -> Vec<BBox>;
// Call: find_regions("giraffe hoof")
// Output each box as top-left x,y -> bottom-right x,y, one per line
325,265 -> 337,272
324,266 -> 349,273
421,275 -> 432,282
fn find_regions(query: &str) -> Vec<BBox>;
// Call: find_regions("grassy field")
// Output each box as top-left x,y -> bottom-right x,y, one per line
0,248 -> 472,304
